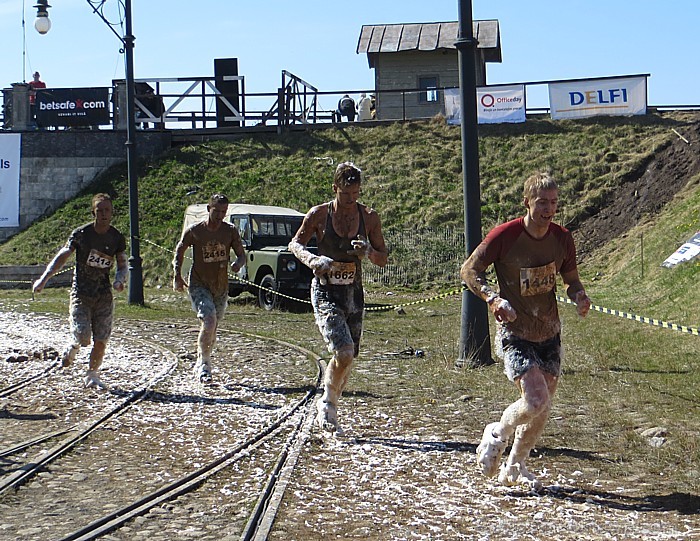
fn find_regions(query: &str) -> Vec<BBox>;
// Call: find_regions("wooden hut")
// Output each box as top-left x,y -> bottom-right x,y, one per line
357,20 -> 501,120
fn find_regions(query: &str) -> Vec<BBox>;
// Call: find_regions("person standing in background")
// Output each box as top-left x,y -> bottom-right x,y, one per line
357,93 -> 372,121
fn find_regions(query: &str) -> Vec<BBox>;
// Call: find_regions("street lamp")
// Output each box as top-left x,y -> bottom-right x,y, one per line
456,0 -> 492,366
34,0 -> 145,306
33,1 -> 51,34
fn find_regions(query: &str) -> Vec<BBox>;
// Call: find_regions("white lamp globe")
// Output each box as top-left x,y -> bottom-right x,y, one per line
35,16 -> 51,35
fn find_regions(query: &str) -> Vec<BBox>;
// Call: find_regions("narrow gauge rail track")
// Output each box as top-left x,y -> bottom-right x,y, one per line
0,314 -> 322,541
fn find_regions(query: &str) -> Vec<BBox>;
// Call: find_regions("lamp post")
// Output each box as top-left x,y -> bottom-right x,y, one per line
34,0 -> 144,305
455,0 -> 492,366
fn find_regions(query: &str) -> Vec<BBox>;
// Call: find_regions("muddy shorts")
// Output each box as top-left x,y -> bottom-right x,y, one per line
311,278 -> 364,358
189,284 -> 228,322
495,328 -> 562,382
68,290 -> 114,344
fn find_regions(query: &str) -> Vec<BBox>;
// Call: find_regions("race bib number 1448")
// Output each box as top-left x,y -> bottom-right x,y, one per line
520,262 -> 556,296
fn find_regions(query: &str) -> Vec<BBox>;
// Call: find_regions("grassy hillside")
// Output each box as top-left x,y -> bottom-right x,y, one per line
1,111 -> 697,327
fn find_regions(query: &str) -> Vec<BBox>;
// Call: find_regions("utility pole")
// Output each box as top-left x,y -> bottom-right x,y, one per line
456,0 -> 492,366
123,0 -> 144,305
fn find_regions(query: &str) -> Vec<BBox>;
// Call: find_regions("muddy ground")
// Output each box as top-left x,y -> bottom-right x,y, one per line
573,113 -> 700,259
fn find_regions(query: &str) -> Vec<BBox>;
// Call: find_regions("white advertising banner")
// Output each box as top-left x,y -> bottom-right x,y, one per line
445,85 -> 526,125
549,76 -> 647,120
0,133 -> 21,228
477,85 -> 526,124
444,88 -> 461,125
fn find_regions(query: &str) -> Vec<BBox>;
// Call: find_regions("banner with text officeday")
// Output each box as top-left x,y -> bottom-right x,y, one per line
444,84 -> 526,125
0,133 -> 21,228
477,85 -> 526,124
549,76 -> 647,120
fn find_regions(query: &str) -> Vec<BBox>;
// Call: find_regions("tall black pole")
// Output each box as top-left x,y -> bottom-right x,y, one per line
123,0 -> 144,305
456,0 -> 491,366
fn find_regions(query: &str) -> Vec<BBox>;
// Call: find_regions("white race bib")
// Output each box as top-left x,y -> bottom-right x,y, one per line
87,249 -> 113,270
327,261 -> 356,285
202,241 -> 228,264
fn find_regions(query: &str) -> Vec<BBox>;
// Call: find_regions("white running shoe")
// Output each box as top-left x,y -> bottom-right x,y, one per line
498,461 -> 542,489
195,361 -> 212,383
62,345 -> 79,368
476,422 -> 508,477
316,400 -> 341,433
84,370 -> 108,390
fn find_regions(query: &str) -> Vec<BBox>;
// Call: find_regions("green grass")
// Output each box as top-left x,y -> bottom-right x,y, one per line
0,111 -> 694,288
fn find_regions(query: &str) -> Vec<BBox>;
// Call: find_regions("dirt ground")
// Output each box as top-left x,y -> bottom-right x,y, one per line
573,113 -> 700,259
2,113 -> 699,540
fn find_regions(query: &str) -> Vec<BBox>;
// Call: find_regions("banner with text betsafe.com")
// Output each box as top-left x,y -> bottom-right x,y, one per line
445,84 -> 526,125
0,133 -> 21,228
35,87 -> 111,128
548,76 -> 647,120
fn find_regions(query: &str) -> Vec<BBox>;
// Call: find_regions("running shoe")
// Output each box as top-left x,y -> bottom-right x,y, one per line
498,461 -> 542,489
476,422 -> 508,477
62,344 -> 79,368
316,400 -> 341,434
195,361 -> 212,383
84,370 -> 108,390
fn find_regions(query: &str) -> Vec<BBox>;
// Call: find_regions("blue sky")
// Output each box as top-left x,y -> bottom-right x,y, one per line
1,0 -> 696,112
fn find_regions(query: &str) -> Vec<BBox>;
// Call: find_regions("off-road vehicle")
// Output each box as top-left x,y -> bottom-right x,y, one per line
182,203 -> 315,310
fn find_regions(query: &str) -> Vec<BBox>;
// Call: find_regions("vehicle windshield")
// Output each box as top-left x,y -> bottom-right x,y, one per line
252,216 -> 302,237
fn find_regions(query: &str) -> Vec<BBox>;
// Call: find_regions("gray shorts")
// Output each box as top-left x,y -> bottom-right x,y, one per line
189,284 -> 228,322
69,290 -> 114,344
311,279 -> 364,358
495,327 -> 562,382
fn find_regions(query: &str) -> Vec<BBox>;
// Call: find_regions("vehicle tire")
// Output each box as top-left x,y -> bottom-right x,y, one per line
258,274 -> 278,311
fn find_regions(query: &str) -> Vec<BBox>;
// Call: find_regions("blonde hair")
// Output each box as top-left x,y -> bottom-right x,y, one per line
91,193 -> 112,212
523,172 -> 558,201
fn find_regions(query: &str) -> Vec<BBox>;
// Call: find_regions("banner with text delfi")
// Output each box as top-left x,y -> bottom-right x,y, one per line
0,133 -> 21,228
548,76 -> 647,120
444,84 -> 526,125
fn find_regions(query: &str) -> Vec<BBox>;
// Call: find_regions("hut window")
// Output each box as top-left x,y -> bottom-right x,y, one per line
419,76 -> 439,103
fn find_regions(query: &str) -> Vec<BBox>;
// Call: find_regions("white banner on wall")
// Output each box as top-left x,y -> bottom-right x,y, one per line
445,85 -> 526,125
477,85 -> 526,124
444,88 -> 461,125
0,133 -> 21,228
549,76 -> 647,120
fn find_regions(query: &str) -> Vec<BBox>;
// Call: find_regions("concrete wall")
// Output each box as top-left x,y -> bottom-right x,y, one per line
0,129 -> 171,242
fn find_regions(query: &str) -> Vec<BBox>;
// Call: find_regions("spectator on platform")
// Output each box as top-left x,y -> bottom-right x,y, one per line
357,93 -> 372,121
28,71 -> 46,128
28,71 -> 46,105
336,94 -> 356,122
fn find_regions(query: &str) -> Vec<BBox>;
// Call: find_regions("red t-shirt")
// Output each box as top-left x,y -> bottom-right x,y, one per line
472,217 -> 578,342
28,80 -> 46,105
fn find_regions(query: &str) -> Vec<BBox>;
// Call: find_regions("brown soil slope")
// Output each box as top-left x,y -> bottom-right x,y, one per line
573,113 -> 700,259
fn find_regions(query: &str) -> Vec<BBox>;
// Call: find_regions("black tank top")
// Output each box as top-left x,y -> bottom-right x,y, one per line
317,201 -> 367,282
